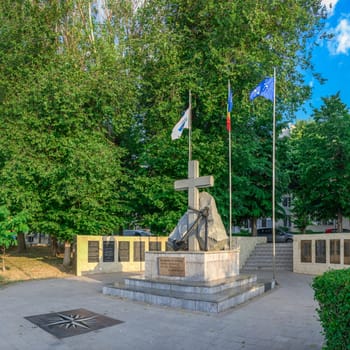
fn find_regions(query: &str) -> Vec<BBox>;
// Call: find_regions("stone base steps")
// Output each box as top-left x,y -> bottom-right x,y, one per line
102,274 -> 268,313
243,243 -> 293,271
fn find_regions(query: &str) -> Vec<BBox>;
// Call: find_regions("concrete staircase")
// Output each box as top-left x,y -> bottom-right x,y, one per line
242,243 -> 293,271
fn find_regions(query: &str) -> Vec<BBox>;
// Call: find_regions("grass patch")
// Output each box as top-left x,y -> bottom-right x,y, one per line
0,245 -> 73,286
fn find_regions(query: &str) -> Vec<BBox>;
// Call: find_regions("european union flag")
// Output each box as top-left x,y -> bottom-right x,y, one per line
226,86 -> 233,132
249,77 -> 274,102
227,87 -> 233,113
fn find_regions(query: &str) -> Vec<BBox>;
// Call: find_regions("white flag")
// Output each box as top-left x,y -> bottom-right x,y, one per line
171,107 -> 190,140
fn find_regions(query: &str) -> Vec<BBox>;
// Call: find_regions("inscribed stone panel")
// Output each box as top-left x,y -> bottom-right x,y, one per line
88,241 -> 99,263
158,257 -> 185,277
301,240 -> 312,263
330,239 -> 340,264
103,241 -> 115,262
315,240 -> 326,263
118,241 -> 130,262
149,241 -> 161,252
133,241 -> 145,262
344,240 -> 350,265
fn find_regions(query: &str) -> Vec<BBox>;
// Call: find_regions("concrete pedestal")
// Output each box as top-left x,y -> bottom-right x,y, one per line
102,248 -> 269,313
145,250 -> 240,282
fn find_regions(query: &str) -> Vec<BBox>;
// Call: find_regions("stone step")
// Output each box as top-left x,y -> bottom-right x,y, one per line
246,252 -> 293,257
254,242 -> 293,246
123,274 -> 257,295
243,266 -> 293,271
253,245 -> 293,251
243,265 -> 293,269
248,253 -> 292,257
252,254 -> 292,258
246,256 -> 292,261
248,258 -> 293,262
253,249 -> 293,254
245,262 -> 292,268
244,262 -> 293,267
102,274 -> 267,313
253,250 -> 293,255
244,260 -> 293,264
243,243 -> 293,271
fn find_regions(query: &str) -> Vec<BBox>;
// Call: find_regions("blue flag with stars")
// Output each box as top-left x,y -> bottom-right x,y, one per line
249,77 -> 274,102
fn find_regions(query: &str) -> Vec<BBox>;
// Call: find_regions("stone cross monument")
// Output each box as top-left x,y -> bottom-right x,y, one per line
174,160 -> 214,250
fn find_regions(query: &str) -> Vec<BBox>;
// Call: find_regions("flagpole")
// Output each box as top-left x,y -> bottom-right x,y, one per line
228,81 -> 232,250
272,67 -> 277,285
188,90 -> 192,162
186,90 -> 192,249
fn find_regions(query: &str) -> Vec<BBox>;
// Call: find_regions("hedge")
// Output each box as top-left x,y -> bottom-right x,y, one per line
312,269 -> 350,350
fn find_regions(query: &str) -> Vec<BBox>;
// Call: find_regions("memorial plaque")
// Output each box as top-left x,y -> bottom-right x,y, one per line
158,257 -> 185,277
149,241 -> 161,252
344,239 -> 350,265
88,241 -> 99,263
103,241 -> 115,262
315,240 -> 326,263
330,239 -> 340,264
133,241 -> 145,262
301,240 -> 312,263
118,241 -> 130,262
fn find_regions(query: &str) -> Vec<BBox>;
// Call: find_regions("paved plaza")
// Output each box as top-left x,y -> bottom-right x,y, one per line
1,271 -> 324,350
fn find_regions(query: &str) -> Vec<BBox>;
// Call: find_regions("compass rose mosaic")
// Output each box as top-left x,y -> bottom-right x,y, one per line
25,308 -> 123,338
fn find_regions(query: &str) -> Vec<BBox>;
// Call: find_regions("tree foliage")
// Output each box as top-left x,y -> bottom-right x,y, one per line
126,0 -> 325,232
289,93 -> 350,231
0,206 -> 29,271
0,0 -> 329,248
0,1 -> 136,252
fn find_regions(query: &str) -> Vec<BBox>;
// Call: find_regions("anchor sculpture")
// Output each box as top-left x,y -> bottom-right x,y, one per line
168,163 -> 228,252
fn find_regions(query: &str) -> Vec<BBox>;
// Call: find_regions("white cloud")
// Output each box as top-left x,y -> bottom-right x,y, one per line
328,19 -> 350,55
321,0 -> 339,16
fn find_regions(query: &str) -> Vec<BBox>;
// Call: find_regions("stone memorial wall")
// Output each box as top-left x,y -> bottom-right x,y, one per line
75,235 -> 169,276
293,234 -> 350,275
75,235 -> 265,276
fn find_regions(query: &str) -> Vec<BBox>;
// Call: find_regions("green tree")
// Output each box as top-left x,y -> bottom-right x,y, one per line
126,0 -> 325,233
0,0 -> 136,263
289,94 -> 350,231
0,0 -> 328,249
0,207 -> 29,272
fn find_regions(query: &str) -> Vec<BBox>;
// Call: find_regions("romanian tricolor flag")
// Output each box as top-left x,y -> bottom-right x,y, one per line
227,83 -> 233,132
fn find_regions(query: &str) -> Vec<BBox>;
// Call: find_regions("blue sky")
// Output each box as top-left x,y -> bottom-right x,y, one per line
297,0 -> 350,119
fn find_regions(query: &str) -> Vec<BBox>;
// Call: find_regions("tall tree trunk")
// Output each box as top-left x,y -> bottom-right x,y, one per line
2,247 -> 5,272
17,233 -> 26,253
337,210 -> 343,233
63,241 -> 71,267
251,217 -> 257,236
51,236 -> 58,257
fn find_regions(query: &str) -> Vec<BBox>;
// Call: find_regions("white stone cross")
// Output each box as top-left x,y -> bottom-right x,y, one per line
174,160 -> 214,250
